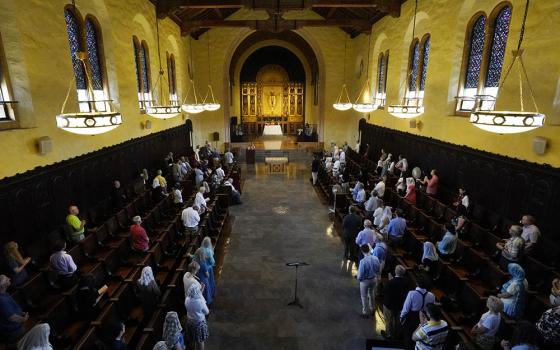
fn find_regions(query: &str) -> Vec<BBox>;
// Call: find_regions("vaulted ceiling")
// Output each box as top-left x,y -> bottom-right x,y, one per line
152,0 -> 402,38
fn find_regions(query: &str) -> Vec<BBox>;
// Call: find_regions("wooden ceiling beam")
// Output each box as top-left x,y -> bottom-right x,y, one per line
182,18 -> 371,34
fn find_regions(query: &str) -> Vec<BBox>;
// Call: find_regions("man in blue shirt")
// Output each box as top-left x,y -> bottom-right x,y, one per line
0,275 -> 28,342
355,220 -> 376,258
387,209 -> 406,244
357,245 -> 380,317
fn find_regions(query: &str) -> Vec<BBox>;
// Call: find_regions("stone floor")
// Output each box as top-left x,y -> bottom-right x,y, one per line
207,161 -> 383,350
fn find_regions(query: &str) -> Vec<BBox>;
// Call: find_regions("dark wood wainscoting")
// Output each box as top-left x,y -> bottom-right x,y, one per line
358,120 -> 560,244
0,122 -> 192,243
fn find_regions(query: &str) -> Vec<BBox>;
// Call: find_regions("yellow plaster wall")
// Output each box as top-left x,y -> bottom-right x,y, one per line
361,0 -> 560,166
0,0 -> 189,179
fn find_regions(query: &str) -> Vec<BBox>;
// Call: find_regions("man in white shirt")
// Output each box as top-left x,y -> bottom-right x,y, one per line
395,155 -> 408,176
194,187 -> 210,213
224,149 -> 234,165
215,165 -> 225,182
194,146 -> 201,162
173,185 -> 183,205
374,178 -> 386,198
182,205 -> 200,236
339,150 -> 346,163
520,214 -> 540,252
364,192 -> 380,219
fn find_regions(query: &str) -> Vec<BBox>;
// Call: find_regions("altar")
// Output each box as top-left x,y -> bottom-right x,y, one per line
262,124 -> 283,136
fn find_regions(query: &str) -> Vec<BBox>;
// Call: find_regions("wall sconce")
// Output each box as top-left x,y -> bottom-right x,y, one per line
36,136 -> 52,155
142,120 -> 152,130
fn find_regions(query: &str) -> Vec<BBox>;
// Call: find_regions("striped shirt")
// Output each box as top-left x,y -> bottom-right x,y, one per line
413,320 -> 449,350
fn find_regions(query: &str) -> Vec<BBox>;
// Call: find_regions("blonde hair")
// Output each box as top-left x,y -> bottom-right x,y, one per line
4,241 -> 25,265
486,296 -> 503,313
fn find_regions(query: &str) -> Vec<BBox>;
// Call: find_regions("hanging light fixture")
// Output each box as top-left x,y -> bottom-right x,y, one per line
470,0 -> 544,134
333,38 -> 352,111
181,36 -> 205,114
56,0 -> 122,135
353,35 -> 378,113
56,55 -> 122,135
201,31 -> 221,111
145,3 -> 181,119
387,0 -> 424,119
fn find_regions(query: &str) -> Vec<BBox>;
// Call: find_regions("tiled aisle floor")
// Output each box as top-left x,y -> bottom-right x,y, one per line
206,162 -> 381,350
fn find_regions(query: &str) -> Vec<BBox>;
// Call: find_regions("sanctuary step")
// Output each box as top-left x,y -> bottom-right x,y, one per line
253,149 -> 312,162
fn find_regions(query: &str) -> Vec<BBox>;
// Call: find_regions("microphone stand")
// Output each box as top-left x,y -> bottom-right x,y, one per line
286,262 -> 309,308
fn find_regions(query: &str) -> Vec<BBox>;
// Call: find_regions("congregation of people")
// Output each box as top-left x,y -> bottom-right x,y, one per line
314,142 -> 559,350
0,141 -> 241,349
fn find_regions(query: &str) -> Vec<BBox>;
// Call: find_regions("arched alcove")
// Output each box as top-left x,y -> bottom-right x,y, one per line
226,31 -> 321,142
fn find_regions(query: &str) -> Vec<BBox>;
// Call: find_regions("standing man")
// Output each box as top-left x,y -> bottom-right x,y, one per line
182,205 -> 200,238
66,205 -> 86,243
224,149 -> 235,166
342,206 -> 362,261
355,220 -> 377,258
401,276 -> 436,350
520,215 -> 540,253
357,245 -> 380,317
387,209 -> 407,244
311,155 -> 320,186
412,303 -> 449,350
381,265 -> 410,340
194,187 -> 210,213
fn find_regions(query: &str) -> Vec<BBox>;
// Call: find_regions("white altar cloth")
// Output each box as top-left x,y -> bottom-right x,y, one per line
262,124 -> 283,136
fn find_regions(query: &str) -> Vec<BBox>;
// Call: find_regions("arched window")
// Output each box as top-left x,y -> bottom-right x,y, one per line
419,36 -> 430,92
132,37 -> 152,110
405,34 -> 430,106
63,8 -> 109,113
456,5 -> 513,113
85,17 -> 106,112
0,32 -> 16,123
408,40 -> 420,92
140,41 -> 151,104
167,53 -> 178,104
485,6 -> 512,89
376,50 -> 389,106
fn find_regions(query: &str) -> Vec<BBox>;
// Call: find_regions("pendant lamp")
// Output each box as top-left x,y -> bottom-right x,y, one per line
353,35 -> 378,113
333,39 -> 352,111
56,54 -> 122,135
145,2 -> 181,119
388,0 -> 424,119
470,0 -> 544,134
202,31 -> 221,111
181,36 -> 205,114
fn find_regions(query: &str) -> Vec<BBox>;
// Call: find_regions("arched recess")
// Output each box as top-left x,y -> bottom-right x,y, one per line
225,31 -> 324,142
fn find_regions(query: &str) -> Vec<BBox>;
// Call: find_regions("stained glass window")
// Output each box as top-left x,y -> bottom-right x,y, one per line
383,53 -> 389,93
140,42 -> 150,93
64,9 -> 86,90
167,54 -> 176,96
133,39 -> 142,93
85,19 -> 103,91
485,6 -> 512,87
408,41 -> 419,91
419,37 -> 430,91
464,16 -> 486,89
377,53 -> 385,94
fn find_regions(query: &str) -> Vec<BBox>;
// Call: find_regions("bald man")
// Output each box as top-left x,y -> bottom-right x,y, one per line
66,205 -> 86,242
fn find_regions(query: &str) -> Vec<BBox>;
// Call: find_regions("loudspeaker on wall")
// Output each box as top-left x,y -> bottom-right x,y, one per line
533,137 -> 547,155
37,136 -> 52,155
213,132 -> 220,141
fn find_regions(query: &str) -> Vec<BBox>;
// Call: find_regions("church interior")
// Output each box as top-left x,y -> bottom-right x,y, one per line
0,0 -> 559,349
